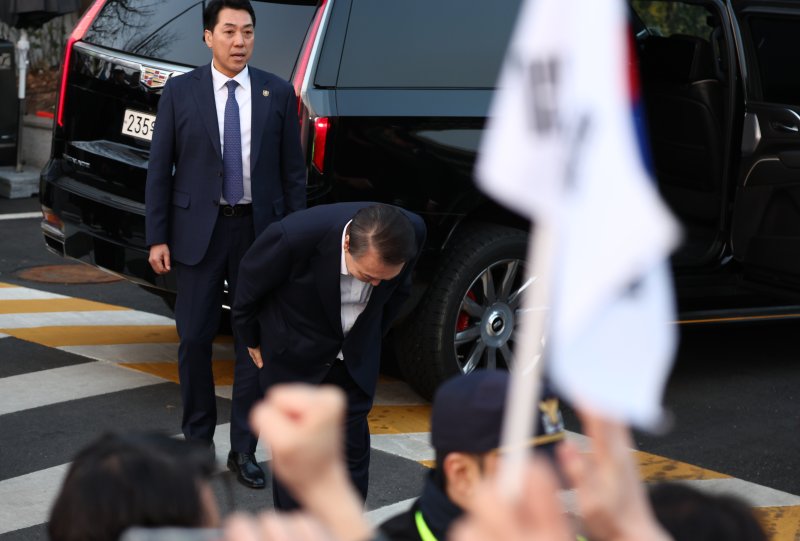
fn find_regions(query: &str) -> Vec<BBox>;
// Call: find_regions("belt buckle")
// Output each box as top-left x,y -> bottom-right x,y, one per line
223,205 -> 235,217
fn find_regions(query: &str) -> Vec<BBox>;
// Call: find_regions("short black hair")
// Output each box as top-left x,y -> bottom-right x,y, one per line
348,204 -> 417,265
649,482 -> 767,541
49,432 -> 216,541
203,0 -> 256,34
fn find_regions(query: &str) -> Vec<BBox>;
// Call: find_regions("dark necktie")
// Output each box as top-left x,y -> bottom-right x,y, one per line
223,79 -> 244,205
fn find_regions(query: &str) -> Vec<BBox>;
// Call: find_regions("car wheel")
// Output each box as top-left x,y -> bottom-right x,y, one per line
397,223 -> 530,400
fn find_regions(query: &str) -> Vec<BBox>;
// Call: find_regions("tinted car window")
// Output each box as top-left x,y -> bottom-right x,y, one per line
748,16 -> 800,105
84,0 -> 316,79
84,0 -> 203,64
250,2 -> 317,80
337,0 -> 521,89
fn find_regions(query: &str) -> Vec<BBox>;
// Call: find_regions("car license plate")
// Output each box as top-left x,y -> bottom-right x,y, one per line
121,109 -> 156,141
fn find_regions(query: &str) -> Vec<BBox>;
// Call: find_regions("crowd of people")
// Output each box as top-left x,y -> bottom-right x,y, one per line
50,0 -> 771,539
48,372 -> 768,541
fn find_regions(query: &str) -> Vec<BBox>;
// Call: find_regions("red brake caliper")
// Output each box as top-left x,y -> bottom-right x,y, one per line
456,291 -> 477,332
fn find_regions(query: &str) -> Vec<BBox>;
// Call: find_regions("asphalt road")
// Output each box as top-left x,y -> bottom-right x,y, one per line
0,195 -> 798,540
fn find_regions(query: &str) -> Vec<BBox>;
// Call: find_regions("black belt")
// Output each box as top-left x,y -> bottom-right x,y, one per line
219,204 -> 252,217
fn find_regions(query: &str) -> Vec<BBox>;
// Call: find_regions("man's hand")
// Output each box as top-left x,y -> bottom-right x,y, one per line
148,244 -> 171,274
558,410 -> 673,541
250,385 -> 373,541
247,346 -> 263,368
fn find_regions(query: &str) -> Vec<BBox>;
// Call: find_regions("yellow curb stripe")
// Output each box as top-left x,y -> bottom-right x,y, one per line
0,283 -> 16,288
0,298 -> 129,314
0,325 -> 179,346
753,506 -> 800,541
635,450 -> 730,481
121,360 -> 236,385
368,405 -> 431,434
419,459 -> 435,469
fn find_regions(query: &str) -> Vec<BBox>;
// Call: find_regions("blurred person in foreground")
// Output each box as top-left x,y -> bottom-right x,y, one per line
49,433 -> 219,541
379,370 -> 566,541
221,383 -> 665,541
649,483 -> 767,541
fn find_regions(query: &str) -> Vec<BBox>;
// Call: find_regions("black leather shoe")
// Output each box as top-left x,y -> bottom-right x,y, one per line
227,451 -> 266,489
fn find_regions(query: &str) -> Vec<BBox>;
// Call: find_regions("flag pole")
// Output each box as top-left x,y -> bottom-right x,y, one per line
497,221 -> 556,498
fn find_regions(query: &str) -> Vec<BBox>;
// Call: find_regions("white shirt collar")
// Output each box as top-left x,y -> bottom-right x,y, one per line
211,62 -> 250,93
341,220 -> 352,276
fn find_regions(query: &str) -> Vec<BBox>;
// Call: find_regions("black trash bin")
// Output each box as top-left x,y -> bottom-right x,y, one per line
0,40 -> 18,166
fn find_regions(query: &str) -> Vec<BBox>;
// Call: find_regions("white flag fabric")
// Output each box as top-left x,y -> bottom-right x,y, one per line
477,0 -> 681,427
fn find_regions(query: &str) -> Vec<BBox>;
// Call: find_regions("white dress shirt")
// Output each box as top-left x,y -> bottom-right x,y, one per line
338,221 -> 372,359
211,62 -> 252,204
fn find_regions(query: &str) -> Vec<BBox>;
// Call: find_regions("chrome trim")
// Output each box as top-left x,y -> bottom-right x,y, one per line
741,112 -> 761,155
742,156 -> 778,187
299,0 -> 335,117
40,221 -> 65,240
73,41 -> 191,76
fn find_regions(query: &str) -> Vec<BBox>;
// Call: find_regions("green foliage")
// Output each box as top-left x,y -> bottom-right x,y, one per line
631,1 -> 711,39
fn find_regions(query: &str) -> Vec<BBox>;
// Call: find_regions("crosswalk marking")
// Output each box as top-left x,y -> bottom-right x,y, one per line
0,287 -> 66,300
0,310 -> 174,330
3,324 -> 178,347
0,361 -> 163,415
59,342 -> 235,363
0,280 -> 797,540
0,298 -> 128,314
0,464 -> 70,535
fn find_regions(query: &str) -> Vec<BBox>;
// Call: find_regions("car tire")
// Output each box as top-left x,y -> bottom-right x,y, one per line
397,223 -> 529,400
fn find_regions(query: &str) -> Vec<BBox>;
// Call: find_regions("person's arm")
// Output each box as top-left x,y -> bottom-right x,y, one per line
145,79 -> 177,252
558,411 -> 673,541
450,408 -> 673,541
232,221 -> 293,349
249,385 -> 374,541
279,86 -> 307,214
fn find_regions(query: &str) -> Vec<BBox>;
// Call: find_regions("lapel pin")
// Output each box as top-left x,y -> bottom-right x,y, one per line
262,90 -> 270,97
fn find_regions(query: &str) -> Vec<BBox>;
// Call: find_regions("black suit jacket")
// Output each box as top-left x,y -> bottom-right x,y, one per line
233,202 -> 426,397
145,63 -> 307,265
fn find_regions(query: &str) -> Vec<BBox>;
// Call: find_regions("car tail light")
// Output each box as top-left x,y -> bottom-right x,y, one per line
291,0 -> 328,118
56,0 -> 107,127
312,117 -> 329,173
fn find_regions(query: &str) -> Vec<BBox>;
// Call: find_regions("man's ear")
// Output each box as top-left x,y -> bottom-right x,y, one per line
442,452 -> 481,506
204,29 -> 213,48
343,235 -> 350,252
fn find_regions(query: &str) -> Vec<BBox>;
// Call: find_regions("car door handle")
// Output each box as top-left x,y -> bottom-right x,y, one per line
771,121 -> 799,133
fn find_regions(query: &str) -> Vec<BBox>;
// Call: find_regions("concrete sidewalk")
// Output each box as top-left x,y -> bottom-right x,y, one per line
0,114 -> 51,199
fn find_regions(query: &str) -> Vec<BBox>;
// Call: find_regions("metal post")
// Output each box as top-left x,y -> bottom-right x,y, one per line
15,31 -> 29,173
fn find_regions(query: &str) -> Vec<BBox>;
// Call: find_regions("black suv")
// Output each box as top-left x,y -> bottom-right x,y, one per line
40,0 -> 800,399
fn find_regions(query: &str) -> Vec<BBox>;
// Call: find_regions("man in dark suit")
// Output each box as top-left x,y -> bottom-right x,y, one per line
233,202 -> 426,509
145,0 -> 306,489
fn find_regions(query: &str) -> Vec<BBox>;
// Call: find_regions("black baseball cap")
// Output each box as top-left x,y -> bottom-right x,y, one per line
430,370 -> 565,456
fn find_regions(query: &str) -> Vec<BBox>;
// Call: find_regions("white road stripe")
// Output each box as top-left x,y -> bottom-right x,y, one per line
0,464 -> 69,535
0,310 -> 175,329
0,212 -> 41,221
0,362 -> 163,415
0,287 -> 67,301
58,343 -> 235,364
374,380 -> 427,406
668,478 -> 800,508
0,424 -> 270,536
366,497 -> 415,524
371,433 -> 434,462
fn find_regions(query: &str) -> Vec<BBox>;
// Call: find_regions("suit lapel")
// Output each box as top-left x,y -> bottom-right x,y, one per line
313,225 -> 344,338
250,69 -> 273,172
192,64 -> 222,161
